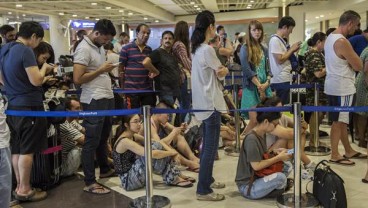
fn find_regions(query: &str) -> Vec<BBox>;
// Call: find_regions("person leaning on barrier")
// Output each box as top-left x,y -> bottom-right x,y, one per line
324,10 -> 367,166
191,10 -> 228,201
144,102 -> 200,172
73,19 -> 117,194
235,104 -> 291,199
0,21 -> 53,202
112,114 -> 195,191
303,32 -> 329,145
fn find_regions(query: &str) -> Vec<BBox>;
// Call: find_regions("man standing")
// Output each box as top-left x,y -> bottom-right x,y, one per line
120,24 -> 156,108
268,16 -> 301,104
0,25 -> 16,45
349,27 -> 368,56
1,21 -> 52,202
324,10 -> 366,166
113,32 -> 130,53
143,31 -> 181,106
73,19 -> 116,194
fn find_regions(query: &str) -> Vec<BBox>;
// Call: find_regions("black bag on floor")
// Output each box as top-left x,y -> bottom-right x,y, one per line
30,125 -> 62,190
313,160 -> 347,208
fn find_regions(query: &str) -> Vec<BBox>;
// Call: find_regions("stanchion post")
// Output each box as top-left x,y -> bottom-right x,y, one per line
296,74 -> 300,103
234,84 -> 241,152
289,73 -> 293,105
143,105 -> 153,206
313,83 -> 319,148
293,102 -> 302,207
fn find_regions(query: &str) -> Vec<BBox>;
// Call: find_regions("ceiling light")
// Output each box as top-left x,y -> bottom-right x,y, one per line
91,2 -> 97,6
6,18 -> 9,21
320,15 -> 324,17
16,4 -> 22,8
105,7 -> 111,9
194,5 -> 198,7
16,16 -> 19,19
72,14 -> 77,17
305,20 -> 308,22
128,12 -> 133,15
95,18 -> 100,20
315,16 -> 319,19
250,0 -> 254,2
22,14 -> 26,17
144,17 -> 148,20
248,4 -> 252,6
190,1 -> 195,4
119,10 -> 124,12
197,8 -> 201,10
85,17 -> 90,19
59,12 -> 64,15
8,12 -> 12,15
155,20 -> 159,23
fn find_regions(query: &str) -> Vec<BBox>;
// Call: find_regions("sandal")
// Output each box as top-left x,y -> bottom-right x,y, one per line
83,184 -> 111,195
186,167 -> 200,173
343,152 -> 368,159
329,158 -> 355,166
15,188 -> 47,202
180,174 -> 196,183
169,181 -> 193,188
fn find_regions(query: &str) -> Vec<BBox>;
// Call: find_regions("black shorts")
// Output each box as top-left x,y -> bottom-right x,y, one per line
7,106 -> 48,154
327,95 -> 353,124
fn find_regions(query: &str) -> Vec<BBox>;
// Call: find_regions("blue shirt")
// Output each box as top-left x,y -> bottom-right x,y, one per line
349,35 -> 368,56
0,42 -> 43,106
119,41 -> 152,90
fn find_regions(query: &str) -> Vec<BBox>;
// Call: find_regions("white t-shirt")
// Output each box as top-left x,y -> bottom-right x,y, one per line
0,93 -> 10,149
73,36 -> 114,104
113,42 -> 122,54
191,43 -> 227,120
324,34 -> 356,96
269,35 -> 292,83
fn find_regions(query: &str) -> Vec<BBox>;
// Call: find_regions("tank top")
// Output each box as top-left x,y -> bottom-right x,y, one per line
112,137 -> 137,175
324,34 -> 356,96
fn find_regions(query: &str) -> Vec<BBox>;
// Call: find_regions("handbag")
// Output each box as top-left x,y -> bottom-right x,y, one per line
312,160 -> 347,208
255,152 -> 284,177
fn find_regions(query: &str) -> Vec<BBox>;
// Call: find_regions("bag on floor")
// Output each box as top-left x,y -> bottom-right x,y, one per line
313,160 -> 347,208
30,125 -> 62,190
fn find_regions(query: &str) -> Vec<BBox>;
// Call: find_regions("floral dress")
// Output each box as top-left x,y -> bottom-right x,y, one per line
355,46 -> 368,116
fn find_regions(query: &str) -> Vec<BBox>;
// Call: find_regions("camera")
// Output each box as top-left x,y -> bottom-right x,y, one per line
57,55 -> 74,77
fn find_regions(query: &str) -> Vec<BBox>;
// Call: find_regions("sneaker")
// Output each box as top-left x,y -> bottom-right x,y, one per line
197,192 -> 225,201
210,181 -> 225,189
304,162 -> 316,172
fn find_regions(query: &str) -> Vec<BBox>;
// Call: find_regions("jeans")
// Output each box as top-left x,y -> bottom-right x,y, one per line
270,82 -> 290,105
197,111 -> 221,195
238,172 -> 287,199
0,147 -> 11,208
82,98 -> 114,186
179,78 -> 191,123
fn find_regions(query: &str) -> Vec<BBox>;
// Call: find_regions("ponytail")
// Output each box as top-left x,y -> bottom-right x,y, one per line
191,10 -> 215,54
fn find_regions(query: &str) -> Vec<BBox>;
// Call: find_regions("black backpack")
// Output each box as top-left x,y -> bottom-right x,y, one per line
313,160 -> 347,208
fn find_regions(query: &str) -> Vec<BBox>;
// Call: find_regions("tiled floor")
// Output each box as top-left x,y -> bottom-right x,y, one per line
22,126 -> 368,208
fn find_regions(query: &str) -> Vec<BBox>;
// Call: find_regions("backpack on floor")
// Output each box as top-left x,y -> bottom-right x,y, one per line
313,160 -> 347,208
30,125 -> 62,190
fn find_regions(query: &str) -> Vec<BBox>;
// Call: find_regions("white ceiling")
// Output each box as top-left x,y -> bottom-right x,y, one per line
0,0 -> 354,26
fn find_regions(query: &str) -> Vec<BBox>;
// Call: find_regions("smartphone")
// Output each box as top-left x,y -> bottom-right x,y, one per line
287,149 -> 294,154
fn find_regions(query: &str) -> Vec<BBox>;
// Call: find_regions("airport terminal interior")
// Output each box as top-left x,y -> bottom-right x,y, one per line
1,0 -> 368,207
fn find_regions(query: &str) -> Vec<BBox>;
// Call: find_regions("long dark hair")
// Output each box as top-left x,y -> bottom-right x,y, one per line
33,41 -> 55,65
191,10 -> 215,54
307,32 -> 326,47
174,21 -> 190,57
112,114 -> 136,147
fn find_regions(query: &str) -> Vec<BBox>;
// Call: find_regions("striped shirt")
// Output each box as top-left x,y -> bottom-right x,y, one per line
120,41 -> 153,90
172,41 -> 192,71
59,120 -> 83,163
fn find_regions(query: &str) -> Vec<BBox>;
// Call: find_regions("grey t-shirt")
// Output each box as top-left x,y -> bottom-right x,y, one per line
235,132 -> 267,186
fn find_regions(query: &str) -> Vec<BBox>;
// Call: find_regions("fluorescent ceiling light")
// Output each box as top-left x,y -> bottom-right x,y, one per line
144,17 -> 148,20
119,10 -> 124,12
155,20 -> 159,23
59,12 -> 64,15
8,12 -> 12,14
72,14 -> 77,17
16,4 -> 22,8
91,3 -> 97,6
106,7 -> 111,9
190,1 -> 195,4
194,5 -> 198,7
128,12 -> 133,15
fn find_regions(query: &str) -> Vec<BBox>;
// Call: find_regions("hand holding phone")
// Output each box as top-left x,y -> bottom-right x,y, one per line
113,62 -> 121,66
287,149 -> 294,154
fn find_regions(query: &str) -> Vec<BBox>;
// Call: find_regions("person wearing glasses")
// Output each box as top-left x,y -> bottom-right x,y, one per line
112,114 -> 195,190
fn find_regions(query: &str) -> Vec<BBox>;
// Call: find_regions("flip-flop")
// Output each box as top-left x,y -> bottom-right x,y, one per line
362,179 -> 368,184
83,184 -> 111,195
329,158 -> 355,166
180,175 -> 196,183
343,152 -> 368,159
169,181 -> 193,188
15,188 -> 47,202
186,167 -> 200,173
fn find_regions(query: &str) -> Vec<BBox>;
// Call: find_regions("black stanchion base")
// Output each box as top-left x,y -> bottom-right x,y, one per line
304,146 -> 331,156
129,195 -> 171,208
224,146 -> 240,157
276,193 -> 319,208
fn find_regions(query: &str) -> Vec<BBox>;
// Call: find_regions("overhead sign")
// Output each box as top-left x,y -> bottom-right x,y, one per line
71,21 -> 95,28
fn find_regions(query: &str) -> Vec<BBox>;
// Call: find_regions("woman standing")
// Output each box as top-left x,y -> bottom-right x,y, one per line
172,21 -> 192,122
240,20 -> 272,135
304,32 -> 328,145
191,10 -> 228,201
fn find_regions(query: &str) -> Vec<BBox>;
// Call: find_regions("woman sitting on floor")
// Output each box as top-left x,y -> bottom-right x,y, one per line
235,104 -> 292,199
112,114 -> 195,191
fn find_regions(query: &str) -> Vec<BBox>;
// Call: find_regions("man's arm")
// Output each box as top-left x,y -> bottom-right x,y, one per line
73,62 -> 115,85
334,38 -> 363,71
142,57 -> 160,75
25,63 -> 53,86
272,41 -> 301,65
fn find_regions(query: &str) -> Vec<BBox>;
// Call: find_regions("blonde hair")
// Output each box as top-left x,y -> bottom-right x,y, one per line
246,20 -> 264,67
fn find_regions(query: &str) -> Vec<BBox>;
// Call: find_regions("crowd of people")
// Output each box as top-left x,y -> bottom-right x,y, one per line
0,8 -> 367,208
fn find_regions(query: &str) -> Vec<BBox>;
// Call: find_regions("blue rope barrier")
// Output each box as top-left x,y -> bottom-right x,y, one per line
5,108 -> 141,117
65,89 -> 157,95
225,75 -> 243,80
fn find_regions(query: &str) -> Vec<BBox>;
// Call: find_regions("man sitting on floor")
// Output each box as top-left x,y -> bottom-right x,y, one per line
142,102 -> 200,172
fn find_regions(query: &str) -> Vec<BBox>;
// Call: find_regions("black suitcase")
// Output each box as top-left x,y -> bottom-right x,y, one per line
313,160 -> 347,208
30,125 -> 62,190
